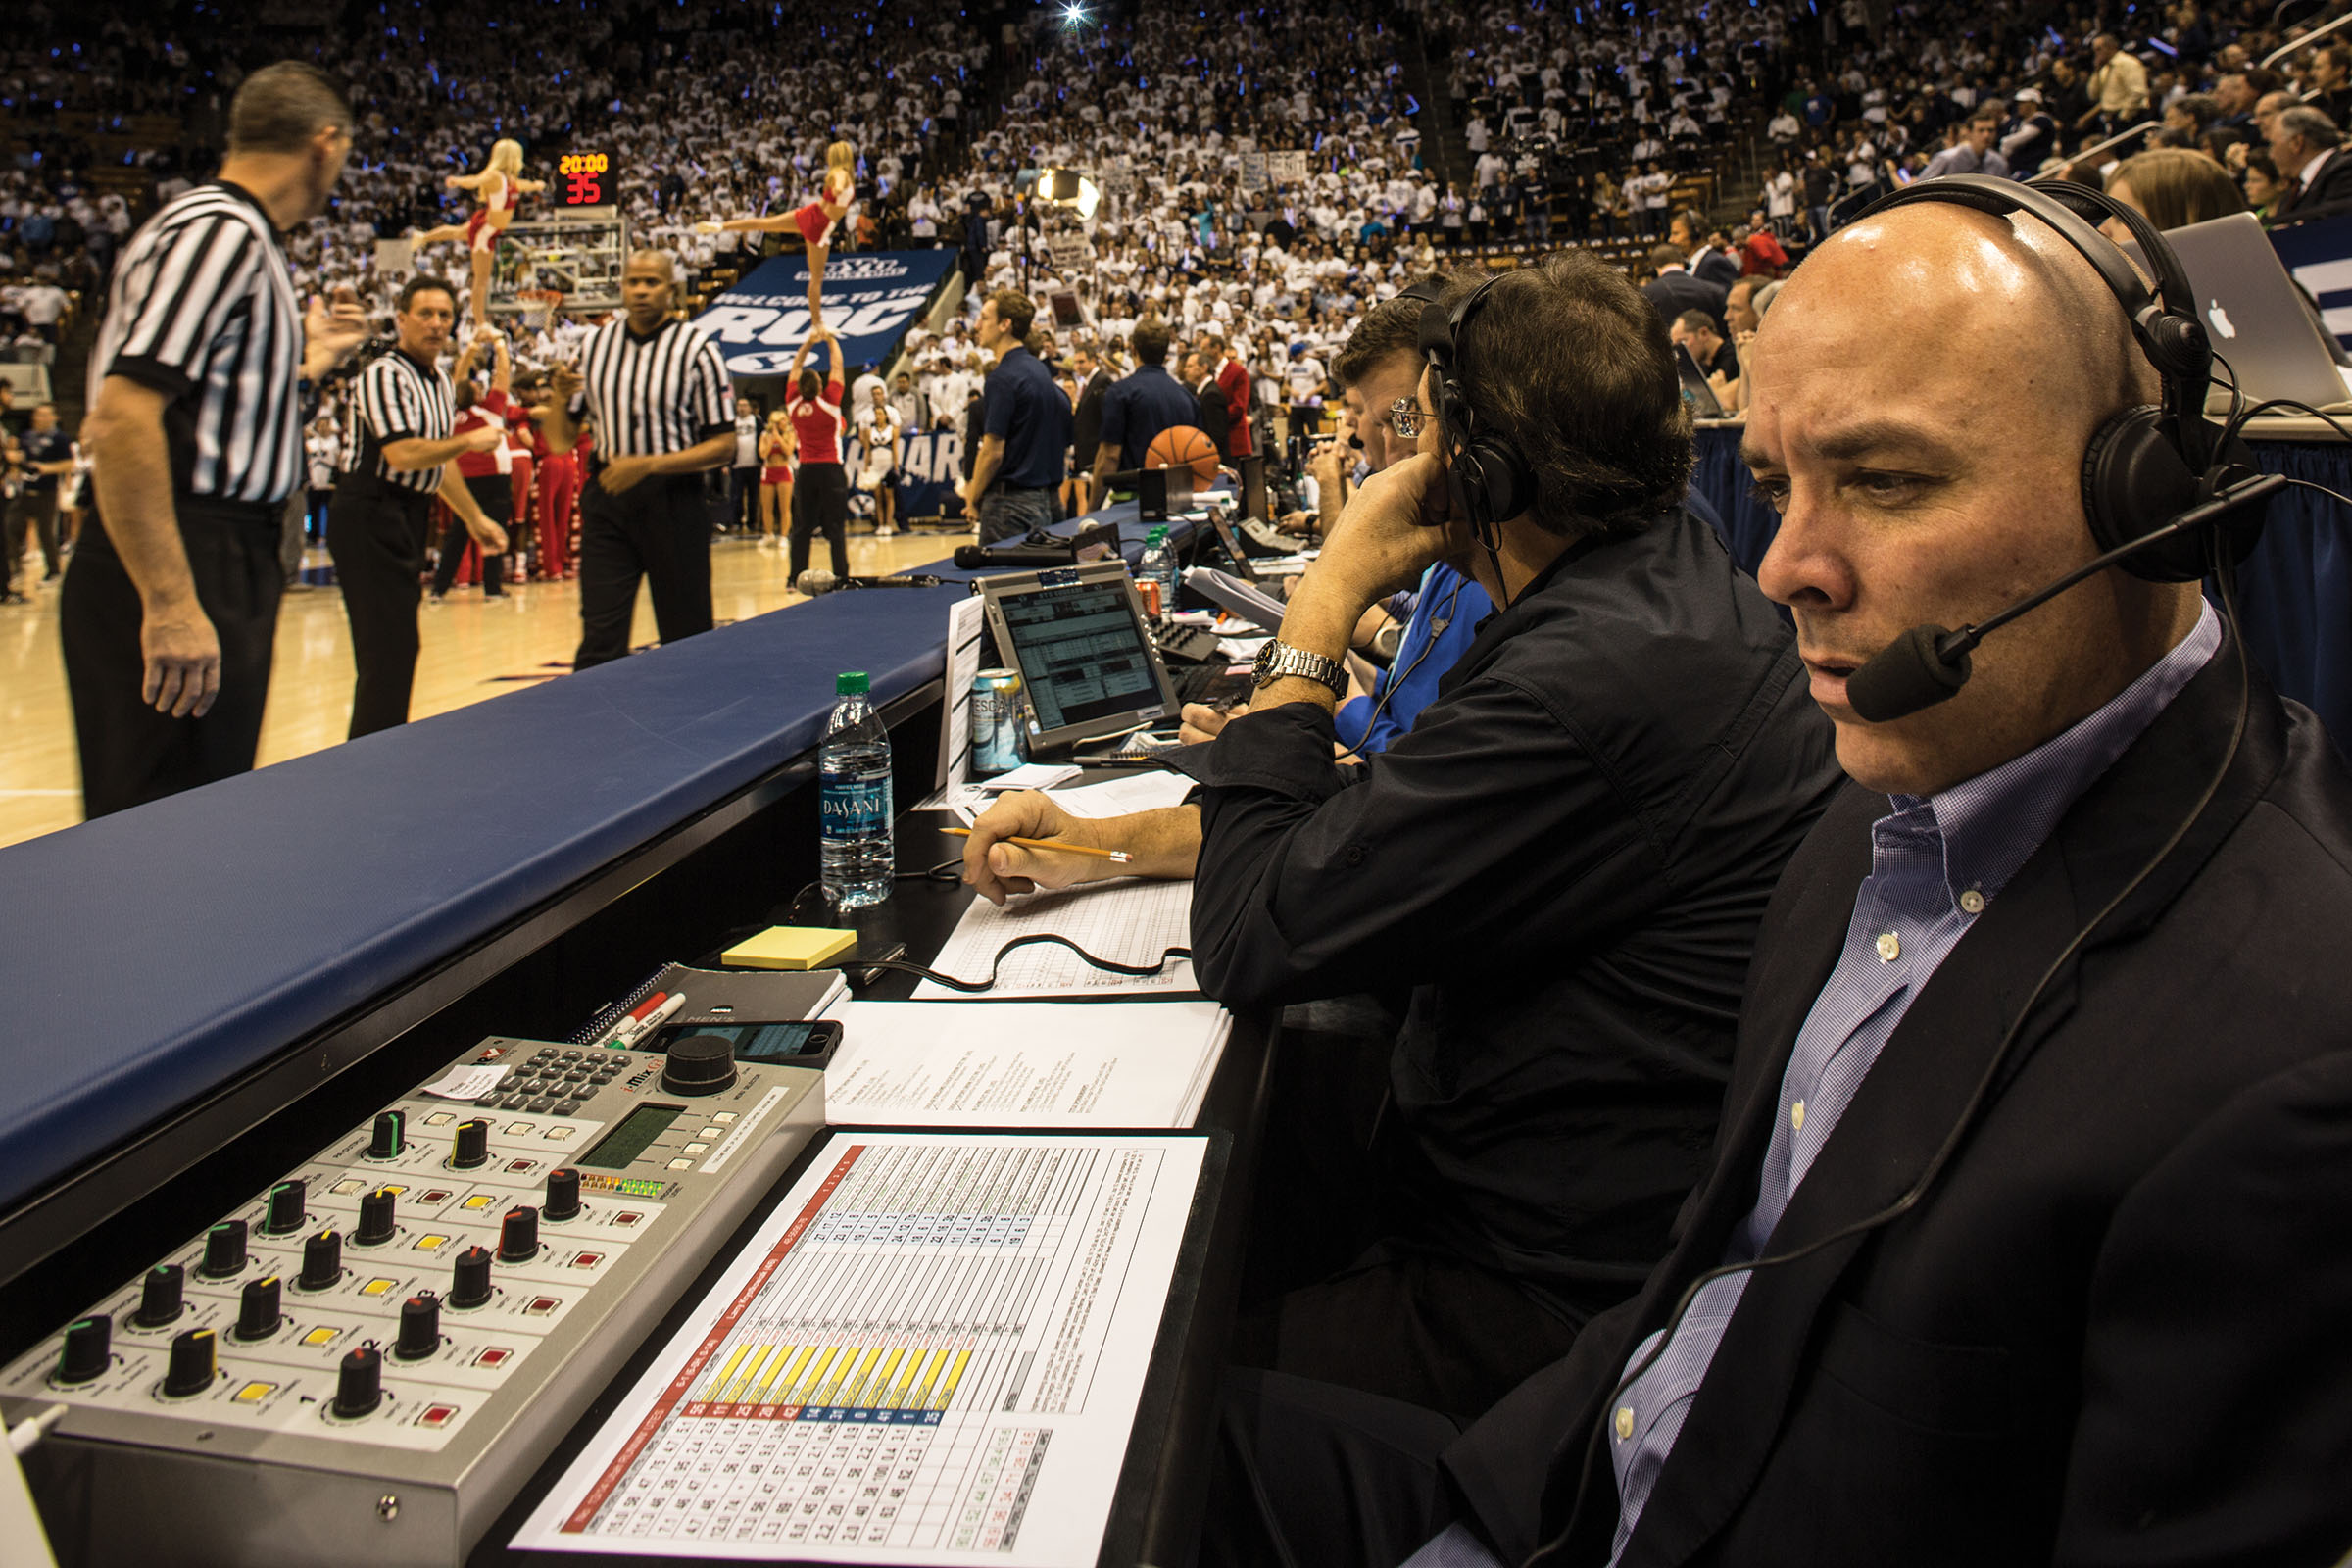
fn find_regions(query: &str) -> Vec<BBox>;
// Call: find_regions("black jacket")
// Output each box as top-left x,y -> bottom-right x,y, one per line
1166,510 -> 1841,1319
1445,639 -> 2352,1566
1193,377 -> 1233,455
1642,269 -> 1729,335
2278,146 -> 2352,220
1071,369 -> 1110,468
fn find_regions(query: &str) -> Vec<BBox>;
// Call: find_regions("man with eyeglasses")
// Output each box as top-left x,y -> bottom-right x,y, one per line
964,256 -> 1840,1422
1184,294 -> 1494,759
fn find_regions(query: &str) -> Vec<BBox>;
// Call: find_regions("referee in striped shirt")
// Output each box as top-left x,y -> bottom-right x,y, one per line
327,277 -> 507,738
541,250 -> 736,670
65,63 -> 369,817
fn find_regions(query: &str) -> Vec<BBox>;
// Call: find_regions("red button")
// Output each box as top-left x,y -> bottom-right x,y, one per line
419,1403 -> 457,1427
525,1297 -> 560,1315
571,1252 -> 603,1268
614,1212 -> 642,1226
474,1348 -> 511,1368
506,1159 -> 536,1174
421,1190 -> 452,1203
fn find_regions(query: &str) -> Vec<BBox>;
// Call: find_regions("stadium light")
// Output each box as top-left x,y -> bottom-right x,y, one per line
1062,4 -> 1087,23
1034,167 -> 1101,220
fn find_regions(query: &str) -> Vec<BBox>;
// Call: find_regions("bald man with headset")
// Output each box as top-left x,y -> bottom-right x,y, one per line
1208,179 -> 2352,1568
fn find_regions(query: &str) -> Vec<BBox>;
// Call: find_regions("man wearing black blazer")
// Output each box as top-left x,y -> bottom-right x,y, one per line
1208,180 -> 2352,1568
1640,245 -> 1729,336
1067,344 -> 1111,511
2269,105 -> 2352,219
1185,348 -> 1234,455
1670,212 -> 1741,294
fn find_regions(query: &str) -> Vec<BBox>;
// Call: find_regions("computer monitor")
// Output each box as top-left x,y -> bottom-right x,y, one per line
979,561 -> 1179,755
1139,464 -> 1195,521
1206,509 -> 1259,581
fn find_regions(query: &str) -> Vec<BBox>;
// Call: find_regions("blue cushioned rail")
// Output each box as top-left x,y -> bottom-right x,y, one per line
0,583 -> 956,1214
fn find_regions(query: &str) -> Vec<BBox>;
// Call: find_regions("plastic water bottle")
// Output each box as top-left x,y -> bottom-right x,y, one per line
819,671 -> 895,910
1139,525 -> 1179,621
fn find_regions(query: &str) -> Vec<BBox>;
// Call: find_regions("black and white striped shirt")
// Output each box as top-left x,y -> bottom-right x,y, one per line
88,181 -> 304,506
343,350 -> 455,495
576,318 -> 735,460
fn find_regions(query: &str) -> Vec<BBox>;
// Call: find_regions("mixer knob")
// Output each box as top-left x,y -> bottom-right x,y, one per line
543,1167 -> 582,1223
450,1246 -> 494,1310
134,1263 -> 185,1328
234,1276 -> 283,1341
262,1179 -> 307,1236
451,1118 -> 490,1169
198,1218 -> 247,1279
332,1344 -> 382,1418
298,1230 -> 343,1293
355,1187 -> 398,1247
660,1033 -> 737,1097
497,1205 -> 540,1263
55,1316 -> 112,1385
394,1293 -> 441,1361
368,1109 -> 406,1159
162,1327 -> 217,1398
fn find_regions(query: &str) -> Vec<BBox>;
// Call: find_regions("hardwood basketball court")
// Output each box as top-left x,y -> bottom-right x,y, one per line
0,527 -> 959,849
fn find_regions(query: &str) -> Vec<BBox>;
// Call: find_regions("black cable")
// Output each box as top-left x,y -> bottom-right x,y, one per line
1538,563 -> 2256,1563
1335,571 -> 1468,762
847,932 -> 1194,993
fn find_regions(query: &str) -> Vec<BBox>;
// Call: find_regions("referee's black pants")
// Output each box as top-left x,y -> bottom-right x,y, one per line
573,471 -> 712,671
61,499 -> 283,819
429,474 -> 509,598
326,478 -> 433,739
788,460 -> 850,581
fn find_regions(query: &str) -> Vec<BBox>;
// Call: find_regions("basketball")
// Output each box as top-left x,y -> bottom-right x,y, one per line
1145,425 -> 1221,484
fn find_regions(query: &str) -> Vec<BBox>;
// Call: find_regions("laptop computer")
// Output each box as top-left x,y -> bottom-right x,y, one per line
2124,212 -> 2351,414
1674,342 -> 1726,417
977,561 -> 1181,757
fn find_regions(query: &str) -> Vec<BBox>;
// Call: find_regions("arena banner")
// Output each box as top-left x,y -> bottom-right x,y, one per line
694,250 -> 957,374
2271,212 -> 2352,353
843,427 -> 967,519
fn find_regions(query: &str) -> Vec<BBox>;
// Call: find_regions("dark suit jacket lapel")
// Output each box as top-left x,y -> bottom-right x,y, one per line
1616,640 -> 2282,1568
1530,784 -> 1877,1556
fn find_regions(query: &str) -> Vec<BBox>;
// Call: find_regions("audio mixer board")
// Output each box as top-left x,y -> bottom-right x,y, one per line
1,1033 -> 824,1568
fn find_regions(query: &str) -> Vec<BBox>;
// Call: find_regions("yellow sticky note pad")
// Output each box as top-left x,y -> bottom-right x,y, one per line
720,926 -> 857,971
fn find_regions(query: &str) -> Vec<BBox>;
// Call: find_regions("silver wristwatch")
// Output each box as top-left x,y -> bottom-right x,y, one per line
1251,639 -> 1348,699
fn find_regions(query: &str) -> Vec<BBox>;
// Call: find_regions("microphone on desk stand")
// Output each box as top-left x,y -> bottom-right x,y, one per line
794,569 -> 947,596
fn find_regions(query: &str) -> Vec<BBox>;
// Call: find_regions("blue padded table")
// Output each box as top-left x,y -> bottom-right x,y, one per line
0,578 -> 966,1222
1690,420 -> 2352,753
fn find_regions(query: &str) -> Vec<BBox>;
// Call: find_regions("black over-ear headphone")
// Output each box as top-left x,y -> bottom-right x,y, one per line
1857,174 -> 2261,582
1416,272 -> 1540,547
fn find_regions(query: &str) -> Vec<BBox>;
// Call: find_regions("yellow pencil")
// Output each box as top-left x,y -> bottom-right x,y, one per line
941,827 -> 1132,863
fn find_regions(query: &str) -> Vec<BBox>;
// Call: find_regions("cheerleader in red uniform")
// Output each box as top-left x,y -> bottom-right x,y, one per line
758,412 -> 797,552
413,139 -> 548,327
701,141 -> 857,330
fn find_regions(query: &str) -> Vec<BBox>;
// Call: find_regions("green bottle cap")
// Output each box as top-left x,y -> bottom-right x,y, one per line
1147,525 -> 1168,543
837,671 -> 870,695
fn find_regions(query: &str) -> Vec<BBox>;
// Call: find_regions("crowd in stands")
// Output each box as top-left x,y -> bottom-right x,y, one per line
11,0 -> 2352,565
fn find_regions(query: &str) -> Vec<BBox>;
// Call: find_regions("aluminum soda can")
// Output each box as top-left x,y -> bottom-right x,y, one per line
970,668 -> 1027,775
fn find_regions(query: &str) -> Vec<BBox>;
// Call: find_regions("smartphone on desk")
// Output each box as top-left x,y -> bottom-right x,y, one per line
642,1019 -> 844,1070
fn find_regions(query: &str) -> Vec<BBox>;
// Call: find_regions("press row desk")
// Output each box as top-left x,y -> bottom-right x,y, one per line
0,499 -> 1222,1561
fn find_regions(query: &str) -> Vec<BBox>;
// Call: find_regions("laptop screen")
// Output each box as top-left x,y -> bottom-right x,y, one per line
993,570 -> 1171,738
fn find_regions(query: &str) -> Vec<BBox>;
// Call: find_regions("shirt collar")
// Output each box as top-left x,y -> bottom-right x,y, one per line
2302,149 -> 2333,188
209,178 -> 288,247
1895,599 -> 2222,906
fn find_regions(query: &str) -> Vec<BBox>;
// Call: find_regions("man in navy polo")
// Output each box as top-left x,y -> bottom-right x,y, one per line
1089,317 -> 1199,499
957,289 -> 1072,544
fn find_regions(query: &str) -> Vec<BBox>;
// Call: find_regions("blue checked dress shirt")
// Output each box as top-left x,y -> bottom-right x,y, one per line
1403,602 -> 2220,1568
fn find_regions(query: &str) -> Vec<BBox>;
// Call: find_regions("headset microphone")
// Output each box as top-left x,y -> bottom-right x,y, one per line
1845,471 -> 2286,723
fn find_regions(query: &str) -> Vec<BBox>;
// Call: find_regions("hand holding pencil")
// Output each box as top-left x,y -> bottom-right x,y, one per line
959,789 -> 1144,906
